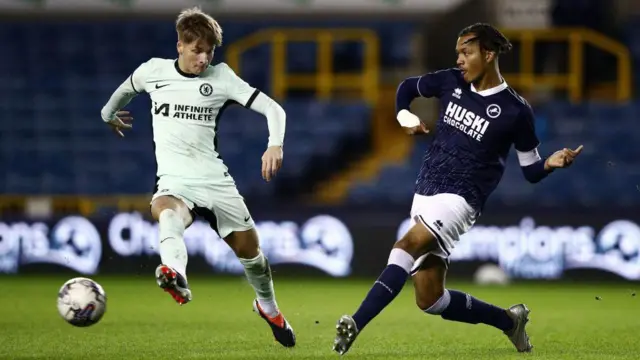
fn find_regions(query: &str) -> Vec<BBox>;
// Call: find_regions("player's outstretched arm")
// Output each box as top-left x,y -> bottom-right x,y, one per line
396,110 -> 429,136
514,102 -> 583,183
251,93 -> 285,182
518,145 -> 583,183
395,71 -> 449,136
100,62 -> 150,137
223,64 -> 285,182
100,78 -> 138,137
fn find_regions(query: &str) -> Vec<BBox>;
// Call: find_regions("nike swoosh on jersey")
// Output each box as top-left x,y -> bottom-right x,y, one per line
155,83 -> 170,89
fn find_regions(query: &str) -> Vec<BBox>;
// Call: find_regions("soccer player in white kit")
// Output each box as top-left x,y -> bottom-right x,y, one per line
100,7 -> 295,347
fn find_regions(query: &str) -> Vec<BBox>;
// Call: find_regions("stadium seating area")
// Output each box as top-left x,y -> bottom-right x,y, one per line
344,18 -> 640,207
348,101 -> 640,207
624,18 -> 640,88
2,18 -> 640,208
0,96 -> 370,196
0,19 -> 399,197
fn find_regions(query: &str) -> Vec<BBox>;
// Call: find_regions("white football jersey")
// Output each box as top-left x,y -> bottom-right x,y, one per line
130,58 -> 259,182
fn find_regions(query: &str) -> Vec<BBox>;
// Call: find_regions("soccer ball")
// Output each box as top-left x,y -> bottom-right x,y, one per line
57,277 -> 107,327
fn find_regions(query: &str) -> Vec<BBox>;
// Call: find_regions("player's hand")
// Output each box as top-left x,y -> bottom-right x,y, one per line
261,146 -> 283,182
106,110 -> 133,137
403,122 -> 430,136
545,145 -> 583,170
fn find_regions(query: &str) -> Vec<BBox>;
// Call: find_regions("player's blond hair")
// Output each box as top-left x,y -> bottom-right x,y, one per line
176,7 -> 223,47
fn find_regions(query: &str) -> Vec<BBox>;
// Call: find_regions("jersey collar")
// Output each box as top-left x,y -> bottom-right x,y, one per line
174,60 -> 199,78
470,80 -> 508,97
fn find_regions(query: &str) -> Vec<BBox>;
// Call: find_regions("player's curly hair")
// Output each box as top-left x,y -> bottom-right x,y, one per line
458,23 -> 512,56
176,7 -> 223,47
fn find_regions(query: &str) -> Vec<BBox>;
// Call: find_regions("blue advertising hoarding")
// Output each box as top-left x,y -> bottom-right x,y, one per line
1,208 -> 639,280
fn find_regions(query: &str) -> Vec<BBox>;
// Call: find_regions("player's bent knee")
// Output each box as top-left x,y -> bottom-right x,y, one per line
151,196 -> 183,217
151,196 -> 192,225
224,228 -> 260,259
394,223 -> 439,258
416,286 -> 445,311
419,289 -> 451,315
159,208 -> 180,225
158,208 -> 186,238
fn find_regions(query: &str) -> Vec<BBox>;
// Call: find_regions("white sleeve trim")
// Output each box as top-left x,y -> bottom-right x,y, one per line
397,109 -> 421,127
248,92 -> 286,147
517,147 -> 542,167
416,76 -> 424,97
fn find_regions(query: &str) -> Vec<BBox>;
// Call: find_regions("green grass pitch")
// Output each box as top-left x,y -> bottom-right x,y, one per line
1,275 -> 639,359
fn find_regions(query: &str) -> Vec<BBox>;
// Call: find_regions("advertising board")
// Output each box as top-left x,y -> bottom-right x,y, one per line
1,209 -> 639,280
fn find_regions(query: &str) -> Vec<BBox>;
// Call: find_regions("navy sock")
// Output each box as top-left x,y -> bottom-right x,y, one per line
440,290 -> 514,332
352,264 -> 408,331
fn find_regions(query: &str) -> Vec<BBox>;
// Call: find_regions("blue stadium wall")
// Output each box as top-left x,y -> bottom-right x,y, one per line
1,18 -> 640,281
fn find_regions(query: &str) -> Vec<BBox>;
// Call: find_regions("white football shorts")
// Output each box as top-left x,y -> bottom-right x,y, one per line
406,193 -> 477,274
151,175 -> 255,238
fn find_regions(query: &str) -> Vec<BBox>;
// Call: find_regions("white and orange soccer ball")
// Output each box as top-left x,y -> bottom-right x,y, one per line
57,277 -> 107,327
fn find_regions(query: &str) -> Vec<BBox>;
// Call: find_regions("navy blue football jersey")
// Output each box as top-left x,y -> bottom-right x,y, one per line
412,68 -> 539,213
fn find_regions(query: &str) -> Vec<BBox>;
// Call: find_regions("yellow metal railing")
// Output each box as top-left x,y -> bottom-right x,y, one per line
501,27 -> 632,103
226,28 -> 380,105
0,195 -> 152,217
0,28 -> 382,216
3,28 -> 632,213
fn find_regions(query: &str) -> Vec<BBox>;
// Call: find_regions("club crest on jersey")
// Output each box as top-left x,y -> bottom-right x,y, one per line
199,83 -> 213,97
452,88 -> 462,99
486,104 -> 501,119
443,102 -> 491,142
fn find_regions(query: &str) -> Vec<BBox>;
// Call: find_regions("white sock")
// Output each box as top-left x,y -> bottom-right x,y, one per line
158,209 -> 188,280
388,248 -> 415,273
424,290 -> 451,314
239,251 -> 279,317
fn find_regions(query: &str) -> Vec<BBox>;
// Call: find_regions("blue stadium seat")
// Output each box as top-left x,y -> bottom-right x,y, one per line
348,100 -> 640,207
624,18 -> 640,85
0,20 -> 380,198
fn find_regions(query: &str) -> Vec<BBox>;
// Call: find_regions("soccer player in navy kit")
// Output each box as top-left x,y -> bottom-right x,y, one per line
333,23 -> 583,355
